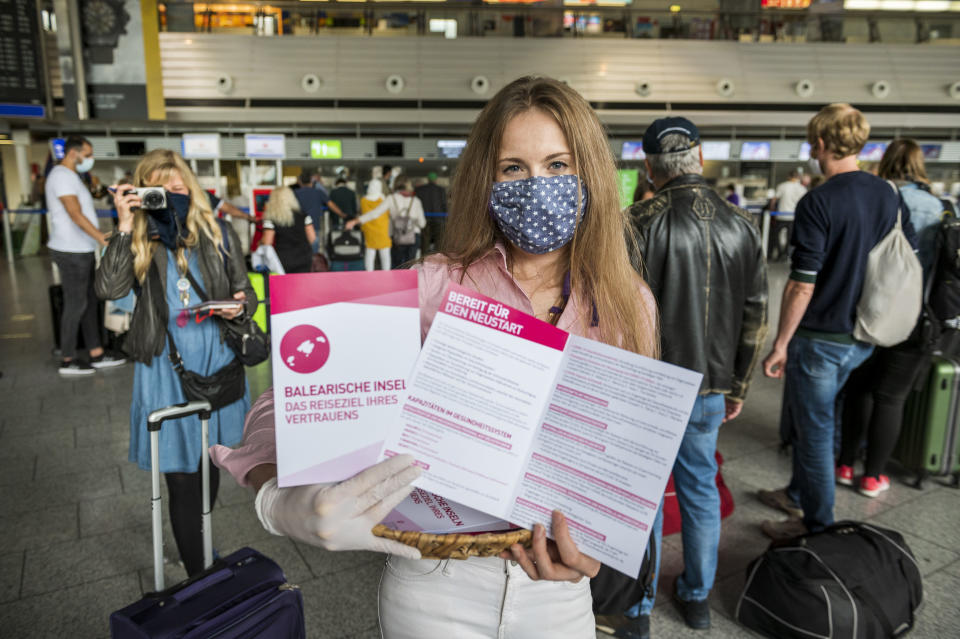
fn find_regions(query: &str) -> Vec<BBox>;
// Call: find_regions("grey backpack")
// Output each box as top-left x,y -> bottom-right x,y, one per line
390,195 -> 418,246
853,182 -> 923,347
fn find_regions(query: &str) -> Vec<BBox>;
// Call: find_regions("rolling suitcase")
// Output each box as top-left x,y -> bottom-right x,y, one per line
895,354 -> 960,489
109,401 -> 305,638
328,229 -> 365,271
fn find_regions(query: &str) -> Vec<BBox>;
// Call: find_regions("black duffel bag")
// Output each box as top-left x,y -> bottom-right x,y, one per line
736,521 -> 923,639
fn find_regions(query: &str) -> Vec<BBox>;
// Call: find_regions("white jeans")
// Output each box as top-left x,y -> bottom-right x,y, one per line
365,247 -> 391,271
378,555 -> 595,639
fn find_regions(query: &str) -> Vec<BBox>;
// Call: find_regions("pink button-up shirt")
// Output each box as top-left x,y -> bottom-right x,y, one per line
210,244 -> 656,486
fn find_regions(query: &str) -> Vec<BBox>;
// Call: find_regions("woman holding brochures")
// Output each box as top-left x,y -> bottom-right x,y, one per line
96,149 -> 256,578
211,76 -> 659,637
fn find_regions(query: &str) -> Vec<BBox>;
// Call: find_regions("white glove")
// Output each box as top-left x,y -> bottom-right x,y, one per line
255,454 -> 422,560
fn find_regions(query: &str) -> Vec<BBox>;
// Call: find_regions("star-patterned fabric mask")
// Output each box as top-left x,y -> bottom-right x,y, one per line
489,174 -> 587,255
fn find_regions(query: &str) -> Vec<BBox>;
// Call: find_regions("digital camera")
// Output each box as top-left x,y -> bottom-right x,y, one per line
126,187 -> 167,210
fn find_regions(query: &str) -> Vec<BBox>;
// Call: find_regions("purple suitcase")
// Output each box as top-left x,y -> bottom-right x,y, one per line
109,401 -> 305,638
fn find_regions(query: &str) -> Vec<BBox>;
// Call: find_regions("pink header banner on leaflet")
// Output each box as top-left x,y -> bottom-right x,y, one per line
271,271 -> 420,487
380,283 -> 703,577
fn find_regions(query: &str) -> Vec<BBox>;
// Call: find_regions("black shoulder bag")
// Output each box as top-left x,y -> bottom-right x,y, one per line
185,226 -> 269,367
183,269 -> 269,367
150,262 -> 246,410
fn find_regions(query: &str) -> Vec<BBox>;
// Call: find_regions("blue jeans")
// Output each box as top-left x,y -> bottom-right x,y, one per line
628,393 -> 726,615
784,335 -> 873,532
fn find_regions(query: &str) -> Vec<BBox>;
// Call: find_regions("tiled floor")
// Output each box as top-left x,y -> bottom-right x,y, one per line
2,254 -> 959,638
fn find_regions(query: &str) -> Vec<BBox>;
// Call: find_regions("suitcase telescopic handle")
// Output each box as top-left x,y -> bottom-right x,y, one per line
147,401 -> 212,431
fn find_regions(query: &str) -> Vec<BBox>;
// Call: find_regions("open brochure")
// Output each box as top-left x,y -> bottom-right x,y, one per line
380,283 -> 702,576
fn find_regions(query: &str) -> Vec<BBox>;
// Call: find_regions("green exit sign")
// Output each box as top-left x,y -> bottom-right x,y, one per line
310,140 -> 342,159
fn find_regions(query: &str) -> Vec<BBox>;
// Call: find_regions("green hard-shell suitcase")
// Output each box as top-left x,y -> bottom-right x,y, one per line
896,354 -> 960,489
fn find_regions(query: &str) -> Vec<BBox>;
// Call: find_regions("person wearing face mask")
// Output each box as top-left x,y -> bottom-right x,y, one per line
46,136 -> 126,376
209,76 -> 659,638
95,149 -> 256,578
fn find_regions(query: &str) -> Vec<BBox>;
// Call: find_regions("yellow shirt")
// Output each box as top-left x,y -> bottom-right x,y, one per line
360,197 -> 391,250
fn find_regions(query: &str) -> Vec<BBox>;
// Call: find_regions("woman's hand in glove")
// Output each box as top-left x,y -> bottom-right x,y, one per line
255,454 -> 422,559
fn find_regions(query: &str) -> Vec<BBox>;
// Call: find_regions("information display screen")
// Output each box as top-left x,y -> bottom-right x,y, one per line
376,141 -> 404,158
702,141 -> 731,161
310,140 -> 342,159
0,0 -> 44,105
621,141 -> 646,160
118,141 -> 146,157
437,140 -> 466,159
182,134 -> 221,159
921,144 -> 942,160
50,137 -> 65,160
858,143 -> 887,162
798,141 -> 812,160
740,142 -> 771,161
245,134 -> 286,159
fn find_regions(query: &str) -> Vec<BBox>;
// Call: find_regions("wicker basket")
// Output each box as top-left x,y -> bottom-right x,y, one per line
372,525 -> 532,560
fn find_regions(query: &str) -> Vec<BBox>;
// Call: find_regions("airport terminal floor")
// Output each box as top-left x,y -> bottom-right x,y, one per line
1,255 -> 959,638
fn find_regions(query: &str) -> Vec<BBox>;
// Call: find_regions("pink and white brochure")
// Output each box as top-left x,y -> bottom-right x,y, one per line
380,283 -> 703,576
270,271 -> 420,487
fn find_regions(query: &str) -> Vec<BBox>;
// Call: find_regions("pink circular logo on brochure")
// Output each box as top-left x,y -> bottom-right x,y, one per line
280,325 -> 330,374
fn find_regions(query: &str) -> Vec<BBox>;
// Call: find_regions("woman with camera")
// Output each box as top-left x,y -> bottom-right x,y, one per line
95,149 -> 256,576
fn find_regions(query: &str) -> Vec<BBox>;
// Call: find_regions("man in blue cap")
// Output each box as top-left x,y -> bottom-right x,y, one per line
598,118 -> 768,638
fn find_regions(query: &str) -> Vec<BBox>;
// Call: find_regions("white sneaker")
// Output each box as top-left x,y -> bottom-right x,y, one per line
59,360 -> 95,376
90,351 -> 127,369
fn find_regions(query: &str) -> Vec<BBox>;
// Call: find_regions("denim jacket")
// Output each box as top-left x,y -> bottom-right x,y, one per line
898,181 -> 946,284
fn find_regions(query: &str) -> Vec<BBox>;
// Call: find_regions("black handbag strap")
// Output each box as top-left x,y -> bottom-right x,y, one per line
184,269 -> 210,303
148,260 -> 189,372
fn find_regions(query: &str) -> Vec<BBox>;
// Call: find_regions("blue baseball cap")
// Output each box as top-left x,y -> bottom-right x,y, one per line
642,117 -> 700,154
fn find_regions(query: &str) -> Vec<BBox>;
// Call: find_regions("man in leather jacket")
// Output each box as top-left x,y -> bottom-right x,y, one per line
614,118 -> 767,638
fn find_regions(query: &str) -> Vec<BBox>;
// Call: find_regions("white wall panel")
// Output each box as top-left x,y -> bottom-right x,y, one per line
89,137 -> 119,159
155,35 -> 960,131
403,138 -> 439,159
342,139 -> 376,160
159,35 -> 960,106
145,137 -> 181,152
286,138 -> 312,160
220,137 -> 245,159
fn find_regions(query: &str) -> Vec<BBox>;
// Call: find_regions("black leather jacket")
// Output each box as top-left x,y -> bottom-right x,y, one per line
95,224 -> 256,365
628,174 -> 768,401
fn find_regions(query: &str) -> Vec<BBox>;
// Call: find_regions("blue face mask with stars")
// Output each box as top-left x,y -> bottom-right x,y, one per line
489,174 -> 587,255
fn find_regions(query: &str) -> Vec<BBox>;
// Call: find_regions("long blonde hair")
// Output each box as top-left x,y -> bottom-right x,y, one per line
131,149 -> 223,282
263,186 -> 300,227
442,76 -> 659,358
